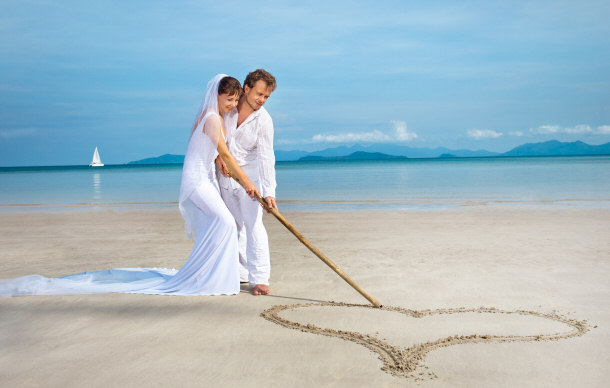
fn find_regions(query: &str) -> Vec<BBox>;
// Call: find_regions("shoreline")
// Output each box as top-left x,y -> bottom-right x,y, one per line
1,207 -> 608,386
1,197 -> 609,213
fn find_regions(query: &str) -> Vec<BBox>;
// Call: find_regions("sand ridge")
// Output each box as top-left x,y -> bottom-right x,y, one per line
261,302 -> 590,381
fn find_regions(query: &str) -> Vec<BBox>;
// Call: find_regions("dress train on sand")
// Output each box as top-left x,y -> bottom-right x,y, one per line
0,112 -> 240,297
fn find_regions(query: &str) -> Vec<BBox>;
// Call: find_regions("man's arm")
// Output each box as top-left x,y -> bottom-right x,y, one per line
257,113 -> 277,209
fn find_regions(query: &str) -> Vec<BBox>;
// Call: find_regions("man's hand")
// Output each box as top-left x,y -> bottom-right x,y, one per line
262,196 -> 277,212
215,155 -> 230,177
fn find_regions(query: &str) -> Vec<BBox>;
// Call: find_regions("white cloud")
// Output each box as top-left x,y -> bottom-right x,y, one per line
313,130 -> 392,143
275,138 -> 300,145
312,121 -> 418,144
467,129 -> 503,139
509,131 -> 525,136
530,124 -> 610,135
391,120 -> 419,141
565,125 -> 593,134
596,125 -> 610,134
531,125 -> 560,134
0,128 -> 37,139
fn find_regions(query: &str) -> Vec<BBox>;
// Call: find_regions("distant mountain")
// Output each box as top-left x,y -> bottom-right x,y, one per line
277,144 -> 499,161
275,150 -> 309,161
128,140 -> 610,165
359,144 -> 499,158
128,154 -> 184,164
501,140 -> 610,157
306,145 -> 367,158
277,140 -> 610,161
299,151 -> 408,161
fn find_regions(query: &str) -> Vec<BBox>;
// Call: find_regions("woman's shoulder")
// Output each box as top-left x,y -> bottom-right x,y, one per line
201,111 -> 222,129
202,111 -> 221,122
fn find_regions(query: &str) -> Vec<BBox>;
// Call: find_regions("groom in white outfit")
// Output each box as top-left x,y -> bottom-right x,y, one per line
216,69 -> 277,296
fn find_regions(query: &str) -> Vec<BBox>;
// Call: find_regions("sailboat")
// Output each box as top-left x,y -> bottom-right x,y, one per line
89,147 -> 104,167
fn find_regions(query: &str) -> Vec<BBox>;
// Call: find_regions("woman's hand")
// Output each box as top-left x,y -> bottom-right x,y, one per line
214,130 -> 259,199
215,156 -> 230,177
243,180 -> 260,200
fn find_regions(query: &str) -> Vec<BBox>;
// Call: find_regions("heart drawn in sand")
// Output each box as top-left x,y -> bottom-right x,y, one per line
261,302 -> 589,381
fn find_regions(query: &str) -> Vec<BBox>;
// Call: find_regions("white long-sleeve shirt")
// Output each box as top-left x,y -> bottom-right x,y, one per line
220,106 -> 277,198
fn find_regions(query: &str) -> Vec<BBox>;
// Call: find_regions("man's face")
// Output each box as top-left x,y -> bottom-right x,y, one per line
243,80 -> 273,111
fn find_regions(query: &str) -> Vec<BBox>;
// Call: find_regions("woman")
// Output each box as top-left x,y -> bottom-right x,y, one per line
152,74 -> 260,295
0,74 -> 257,296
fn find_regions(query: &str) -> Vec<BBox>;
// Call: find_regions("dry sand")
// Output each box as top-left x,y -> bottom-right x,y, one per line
0,207 -> 608,387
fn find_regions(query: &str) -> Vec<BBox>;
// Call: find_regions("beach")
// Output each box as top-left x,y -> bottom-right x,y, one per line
0,207 -> 608,387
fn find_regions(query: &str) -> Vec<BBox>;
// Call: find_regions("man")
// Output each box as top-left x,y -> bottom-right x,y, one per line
216,69 -> 277,296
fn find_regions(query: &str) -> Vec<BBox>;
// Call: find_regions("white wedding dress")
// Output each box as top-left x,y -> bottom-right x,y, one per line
0,112 -> 240,297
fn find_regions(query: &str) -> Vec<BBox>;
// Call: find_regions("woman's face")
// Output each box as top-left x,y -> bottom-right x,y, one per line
217,93 -> 239,114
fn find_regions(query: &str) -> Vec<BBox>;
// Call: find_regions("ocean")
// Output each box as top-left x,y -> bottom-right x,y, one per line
1,156 -> 609,211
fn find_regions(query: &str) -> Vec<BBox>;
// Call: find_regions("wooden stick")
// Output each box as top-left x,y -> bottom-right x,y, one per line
230,175 -> 382,308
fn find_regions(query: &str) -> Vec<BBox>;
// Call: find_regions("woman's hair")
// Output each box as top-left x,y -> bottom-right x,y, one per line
243,69 -> 277,91
218,76 -> 243,97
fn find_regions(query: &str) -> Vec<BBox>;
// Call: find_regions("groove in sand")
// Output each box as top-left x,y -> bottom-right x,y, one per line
261,302 -> 589,381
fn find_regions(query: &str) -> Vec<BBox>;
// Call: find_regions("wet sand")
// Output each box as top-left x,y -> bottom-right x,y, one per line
0,208 -> 608,387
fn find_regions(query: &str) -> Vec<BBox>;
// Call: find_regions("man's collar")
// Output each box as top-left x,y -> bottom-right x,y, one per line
237,106 -> 265,127
242,105 -> 263,117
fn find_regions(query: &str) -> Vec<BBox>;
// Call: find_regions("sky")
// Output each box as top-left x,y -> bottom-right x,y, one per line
1,0 -> 609,166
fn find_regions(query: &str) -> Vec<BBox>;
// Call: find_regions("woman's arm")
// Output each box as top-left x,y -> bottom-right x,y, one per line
216,138 -> 259,199
203,114 -> 259,198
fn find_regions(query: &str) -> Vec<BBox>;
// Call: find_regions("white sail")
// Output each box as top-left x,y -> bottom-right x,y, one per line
89,147 -> 104,167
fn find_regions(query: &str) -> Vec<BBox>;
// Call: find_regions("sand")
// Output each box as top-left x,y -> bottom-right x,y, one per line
0,207 -> 608,387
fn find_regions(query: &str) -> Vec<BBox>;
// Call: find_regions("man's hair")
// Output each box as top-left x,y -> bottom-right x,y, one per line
218,76 -> 243,97
243,69 -> 277,91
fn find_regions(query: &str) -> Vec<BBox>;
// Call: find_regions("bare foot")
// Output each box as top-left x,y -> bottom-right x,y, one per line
252,284 -> 270,295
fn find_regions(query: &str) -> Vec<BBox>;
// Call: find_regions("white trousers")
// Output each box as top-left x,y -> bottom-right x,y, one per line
219,182 -> 271,285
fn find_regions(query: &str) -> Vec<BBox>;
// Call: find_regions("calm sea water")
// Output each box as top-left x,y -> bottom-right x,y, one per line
1,156 -> 609,211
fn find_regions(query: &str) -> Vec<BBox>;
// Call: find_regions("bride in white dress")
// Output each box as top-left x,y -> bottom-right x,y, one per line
0,74 -> 259,297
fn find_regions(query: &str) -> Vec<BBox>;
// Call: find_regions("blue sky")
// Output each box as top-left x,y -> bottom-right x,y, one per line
1,0 -> 609,166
